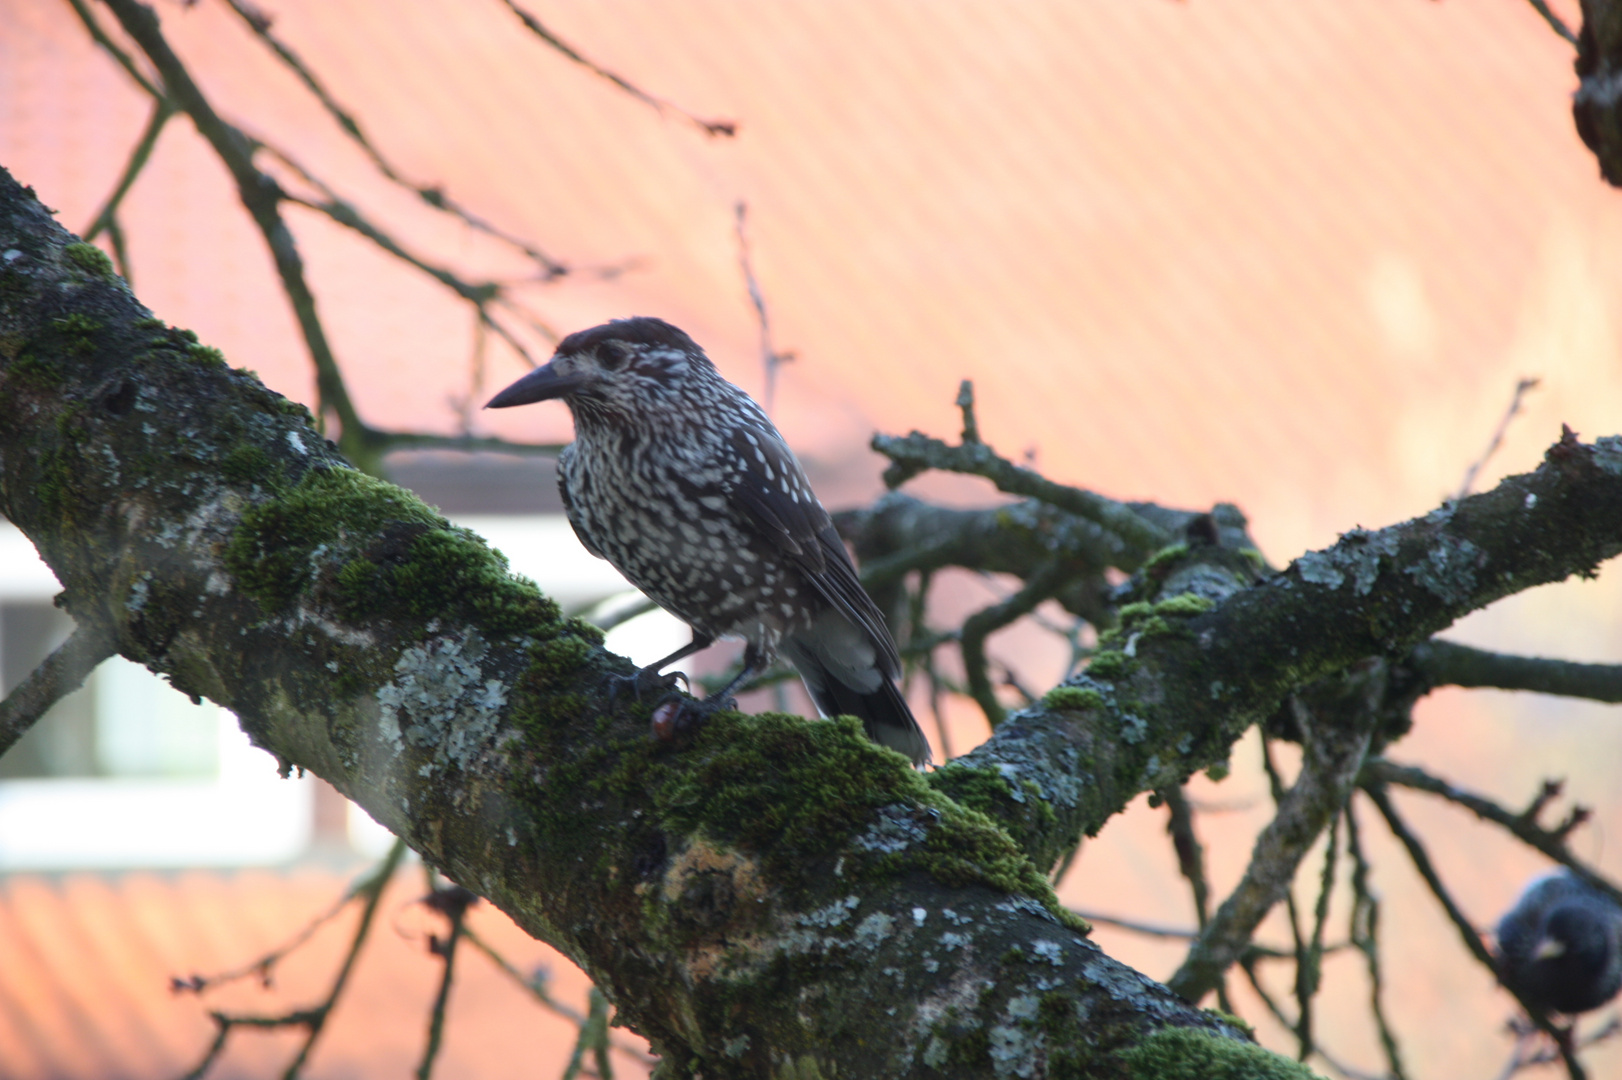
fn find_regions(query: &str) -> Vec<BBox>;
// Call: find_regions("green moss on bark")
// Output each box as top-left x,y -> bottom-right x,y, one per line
225,465 -> 563,638
1119,1026 -> 1322,1080
62,241 -> 116,282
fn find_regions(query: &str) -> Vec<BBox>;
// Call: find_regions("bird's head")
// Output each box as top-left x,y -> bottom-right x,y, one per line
1535,904 -> 1616,978
484,316 -> 713,423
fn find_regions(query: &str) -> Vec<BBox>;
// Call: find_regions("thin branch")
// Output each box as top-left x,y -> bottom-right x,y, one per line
84,97 -> 174,248
1160,784 -> 1213,930
1458,378 -> 1540,499
734,201 -> 793,415
561,988 -> 612,1080
960,558 -> 1072,727
956,379 -> 982,446
173,839 -> 407,1080
871,426 -> 1172,564
1344,803 -> 1408,1080
462,927 -> 653,1067
220,0 -> 570,277
1167,673 -> 1380,1003
1295,813 -> 1341,1061
99,0 -> 370,463
169,857 -> 376,994
0,622 -> 117,761
1525,0 -> 1580,47
1157,781 -> 1236,1012
415,885 -> 477,1080
1363,759 -> 1622,909
499,0 -> 737,138
1409,638 -> 1622,703
1361,784 -> 1587,1080
1234,957 -> 1387,1080
1498,1017 -> 1622,1079
63,0 -> 163,98
375,432 -> 564,457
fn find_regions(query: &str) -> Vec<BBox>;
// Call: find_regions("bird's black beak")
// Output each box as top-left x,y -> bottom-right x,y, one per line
484,363 -> 586,409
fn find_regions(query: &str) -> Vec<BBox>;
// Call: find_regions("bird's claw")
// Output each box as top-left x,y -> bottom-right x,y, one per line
649,690 -> 737,744
605,666 -> 682,709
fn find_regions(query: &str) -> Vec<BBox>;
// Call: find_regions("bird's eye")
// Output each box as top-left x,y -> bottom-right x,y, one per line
599,341 -> 634,372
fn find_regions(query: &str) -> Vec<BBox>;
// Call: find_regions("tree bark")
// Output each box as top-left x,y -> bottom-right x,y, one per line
6,165 -> 1622,1078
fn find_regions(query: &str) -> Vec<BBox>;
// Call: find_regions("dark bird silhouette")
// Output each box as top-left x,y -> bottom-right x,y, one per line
485,316 -> 930,766
1496,869 -> 1622,1016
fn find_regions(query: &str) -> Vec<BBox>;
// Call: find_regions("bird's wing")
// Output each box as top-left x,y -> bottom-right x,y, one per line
728,428 -> 903,676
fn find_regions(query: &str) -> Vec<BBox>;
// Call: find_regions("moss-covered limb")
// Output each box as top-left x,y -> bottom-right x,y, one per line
1407,637 -> 1622,703
1165,666 -> 1385,1002
5,168 -> 1317,1077
929,431 -> 1622,876
0,620 -> 119,758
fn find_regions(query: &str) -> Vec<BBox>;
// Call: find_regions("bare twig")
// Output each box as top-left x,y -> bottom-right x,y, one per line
1167,670 -> 1381,1003
499,0 -> 736,138
1524,0 -> 1580,47
1160,784 -> 1214,931
0,622 -> 117,761
960,558 -> 1071,727
1409,638 -> 1622,703
734,201 -> 794,415
871,426 -> 1172,563
462,928 -> 653,1066
174,839 -> 408,1080
561,987 -> 612,1080
415,884 -> 477,1080
83,97 -> 174,285
956,380 -> 982,446
1362,759 -> 1621,909
63,0 -> 163,97
1295,812 -> 1341,1061
1344,803 -> 1408,1080
1458,378 -> 1540,499
100,0 -> 371,462
1234,957 -> 1387,1080
1498,1017 -> 1622,1079
1362,784 -> 1587,1080
170,862 -> 373,995
220,0 -> 570,277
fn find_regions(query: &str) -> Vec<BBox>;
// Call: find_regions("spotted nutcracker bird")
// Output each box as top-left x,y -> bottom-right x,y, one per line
485,316 -> 930,766
1496,869 -> 1622,1016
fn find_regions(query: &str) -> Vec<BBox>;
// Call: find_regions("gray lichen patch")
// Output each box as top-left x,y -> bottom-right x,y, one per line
1595,435 -> 1622,474
1292,528 -> 1400,596
376,629 -> 510,773
1403,535 -> 1483,604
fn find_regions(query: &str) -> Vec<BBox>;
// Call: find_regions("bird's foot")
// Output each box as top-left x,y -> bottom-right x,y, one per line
649,690 -> 738,745
605,666 -> 685,709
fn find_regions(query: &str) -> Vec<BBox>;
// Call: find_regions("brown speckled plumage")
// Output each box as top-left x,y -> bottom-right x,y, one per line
486,317 -> 929,766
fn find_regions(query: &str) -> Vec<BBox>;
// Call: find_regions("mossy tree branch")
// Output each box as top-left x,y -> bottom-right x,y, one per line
3,165 -> 1310,1079
925,429 -> 1622,876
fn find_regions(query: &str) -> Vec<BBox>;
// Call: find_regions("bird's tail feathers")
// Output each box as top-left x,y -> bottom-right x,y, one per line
784,639 -> 931,767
